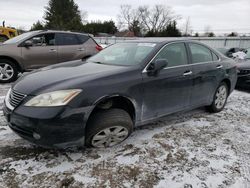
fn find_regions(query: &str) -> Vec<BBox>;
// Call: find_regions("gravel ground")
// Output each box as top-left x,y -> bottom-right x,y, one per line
0,84 -> 250,188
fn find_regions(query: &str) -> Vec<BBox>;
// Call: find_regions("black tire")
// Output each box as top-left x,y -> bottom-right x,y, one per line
206,82 -> 229,113
0,59 -> 19,83
85,108 -> 133,148
82,56 -> 91,61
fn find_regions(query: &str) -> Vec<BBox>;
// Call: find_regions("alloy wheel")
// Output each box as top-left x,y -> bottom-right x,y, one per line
91,126 -> 129,148
214,85 -> 228,109
0,63 -> 14,81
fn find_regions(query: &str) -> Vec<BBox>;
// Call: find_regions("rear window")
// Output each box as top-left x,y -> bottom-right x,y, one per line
55,33 -> 80,45
77,34 -> 89,44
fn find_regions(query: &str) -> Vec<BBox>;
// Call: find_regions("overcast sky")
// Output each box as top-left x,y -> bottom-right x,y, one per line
0,0 -> 250,34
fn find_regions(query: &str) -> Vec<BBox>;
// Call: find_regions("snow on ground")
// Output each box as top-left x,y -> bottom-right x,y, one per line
0,84 -> 250,188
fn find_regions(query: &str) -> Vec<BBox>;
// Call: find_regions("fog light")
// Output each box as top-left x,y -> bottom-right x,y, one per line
33,132 -> 41,140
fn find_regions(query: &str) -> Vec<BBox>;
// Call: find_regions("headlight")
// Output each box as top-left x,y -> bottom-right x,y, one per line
25,89 -> 82,107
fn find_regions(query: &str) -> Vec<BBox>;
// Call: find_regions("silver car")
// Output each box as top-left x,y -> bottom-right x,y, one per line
0,30 -> 102,83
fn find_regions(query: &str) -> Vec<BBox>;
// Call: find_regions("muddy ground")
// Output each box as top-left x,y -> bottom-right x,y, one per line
0,84 -> 250,188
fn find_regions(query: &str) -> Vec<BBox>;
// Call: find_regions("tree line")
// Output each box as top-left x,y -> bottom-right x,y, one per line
30,0 -> 239,37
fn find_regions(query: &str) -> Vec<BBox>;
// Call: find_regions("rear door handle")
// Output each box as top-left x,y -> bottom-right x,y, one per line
216,65 -> 223,69
77,48 -> 85,51
183,70 -> 193,76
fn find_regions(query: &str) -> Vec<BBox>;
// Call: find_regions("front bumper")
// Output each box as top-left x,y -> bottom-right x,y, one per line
236,74 -> 250,89
3,101 -> 93,148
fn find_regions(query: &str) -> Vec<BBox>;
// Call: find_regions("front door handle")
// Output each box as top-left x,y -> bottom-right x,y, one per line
183,70 -> 193,76
216,65 -> 223,69
49,49 -> 57,52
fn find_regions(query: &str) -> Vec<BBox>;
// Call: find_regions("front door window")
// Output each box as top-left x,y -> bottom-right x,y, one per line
154,42 -> 188,67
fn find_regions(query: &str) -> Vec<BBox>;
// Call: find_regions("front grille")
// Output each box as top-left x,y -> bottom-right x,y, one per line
8,89 -> 26,108
239,69 -> 250,75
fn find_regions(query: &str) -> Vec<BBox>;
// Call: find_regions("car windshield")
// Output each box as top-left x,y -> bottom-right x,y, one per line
3,31 -> 40,44
88,43 -> 156,66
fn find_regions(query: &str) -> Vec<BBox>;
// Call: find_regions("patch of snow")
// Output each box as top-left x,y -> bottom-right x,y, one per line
116,154 -> 139,165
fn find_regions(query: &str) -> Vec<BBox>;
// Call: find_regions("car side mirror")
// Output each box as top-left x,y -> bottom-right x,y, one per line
147,59 -> 168,76
24,40 -> 33,47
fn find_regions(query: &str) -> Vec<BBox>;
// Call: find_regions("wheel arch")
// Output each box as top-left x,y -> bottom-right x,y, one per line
0,34 -> 9,41
85,95 -> 137,130
0,56 -> 23,72
221,78 -> 231,93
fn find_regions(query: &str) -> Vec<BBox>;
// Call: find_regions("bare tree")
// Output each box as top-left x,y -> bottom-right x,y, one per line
183,16 -> 192,36
117,5 -> 138,31
137,5 -> 180,34
117,4 -> 180,36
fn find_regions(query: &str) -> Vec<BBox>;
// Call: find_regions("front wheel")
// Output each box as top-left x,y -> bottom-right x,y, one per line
207,82 -> 229,113
85,109 -> 133,148
0,59 -> 19,83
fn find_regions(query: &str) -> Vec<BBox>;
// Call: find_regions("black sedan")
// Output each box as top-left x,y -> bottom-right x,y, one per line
3,40 -> 237,148
236,48 -> 250,89
217,47 -> 247,58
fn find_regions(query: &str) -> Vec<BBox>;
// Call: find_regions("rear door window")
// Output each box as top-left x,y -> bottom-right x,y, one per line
212,52 -> 219,61
55,33 -> 80,45
189,43 -> 213,63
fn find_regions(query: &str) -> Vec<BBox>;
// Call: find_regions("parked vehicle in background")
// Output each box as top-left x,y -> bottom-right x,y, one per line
236,48 -> 250,89
0,30 -> 102,83
246,48 -> 250,59
3,40 -> 237,149
0,21 -> 19,43
99,43 -> 109,49
217,47 -> 246,59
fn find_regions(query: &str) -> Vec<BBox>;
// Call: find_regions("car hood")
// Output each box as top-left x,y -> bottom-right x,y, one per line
236,60 -> 250,69
13,60 -> 130,95
0,43 -> 17,53
0,43 -> 14,48
0,43 -> 7,50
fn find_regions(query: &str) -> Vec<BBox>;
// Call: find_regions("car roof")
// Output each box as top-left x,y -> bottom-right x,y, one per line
37,30 -> 89,36
121,38 -> 184,43
120,38 -> 211,46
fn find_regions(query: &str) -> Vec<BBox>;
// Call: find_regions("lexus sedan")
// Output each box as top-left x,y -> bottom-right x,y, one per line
3,40 -> 237,148
0,30 -> 102,83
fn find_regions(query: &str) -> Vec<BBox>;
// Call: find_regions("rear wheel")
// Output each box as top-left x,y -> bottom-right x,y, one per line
207,82 -> 228,113
82,56 -> 91,61
0,59 -> 19,83
85,109 -> 133,148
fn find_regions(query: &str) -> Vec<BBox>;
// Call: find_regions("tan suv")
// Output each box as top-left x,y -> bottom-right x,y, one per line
0,30 -> 102,83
